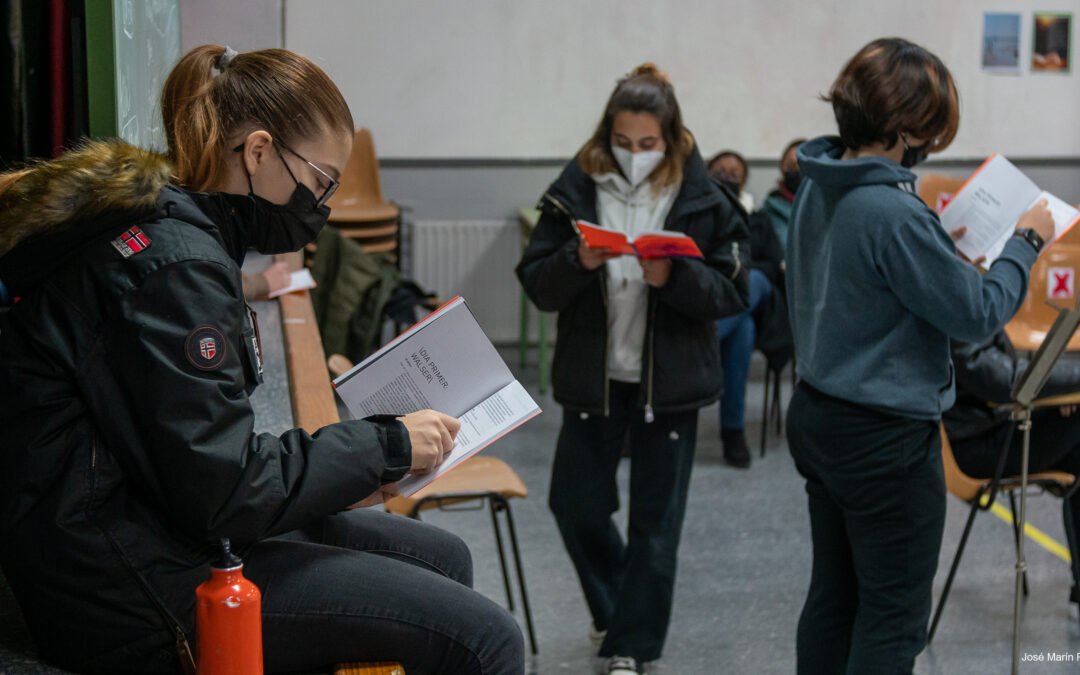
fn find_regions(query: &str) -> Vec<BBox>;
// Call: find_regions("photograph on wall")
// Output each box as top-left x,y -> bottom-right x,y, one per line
982,12 -> 1021,72
1032,12 -> 1071,72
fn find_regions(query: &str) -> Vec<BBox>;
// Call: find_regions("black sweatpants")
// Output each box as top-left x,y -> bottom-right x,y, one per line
548,381 -> 698,664
787,383 -> 945,675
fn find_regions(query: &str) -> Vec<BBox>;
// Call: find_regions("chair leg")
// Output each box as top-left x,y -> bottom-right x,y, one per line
929,498 -> 981,644
488,497 -> 515,611
760,366 -> 771,458
497,495 -> 538,655
771,367 -> 782,435
519,290 -> 530,373
1007,491 -> 1030,596
538,311 -> 549,395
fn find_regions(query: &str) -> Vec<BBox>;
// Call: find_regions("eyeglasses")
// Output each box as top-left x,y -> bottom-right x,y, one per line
232,141 -> 340,208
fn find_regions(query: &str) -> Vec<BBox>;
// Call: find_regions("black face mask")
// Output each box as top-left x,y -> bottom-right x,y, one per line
710,171 -> 742,196
241,159 -> 331,254
782,169 -> 802,193
900,139 -> 930,169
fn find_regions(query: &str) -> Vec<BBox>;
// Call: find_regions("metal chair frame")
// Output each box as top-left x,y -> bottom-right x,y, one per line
405,490 -> 538,655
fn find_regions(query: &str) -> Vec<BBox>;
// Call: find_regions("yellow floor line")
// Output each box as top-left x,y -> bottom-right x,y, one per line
986,500 -> 1072,563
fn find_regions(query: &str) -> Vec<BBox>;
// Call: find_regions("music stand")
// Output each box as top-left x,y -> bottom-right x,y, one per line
1007,292 -> 1080,674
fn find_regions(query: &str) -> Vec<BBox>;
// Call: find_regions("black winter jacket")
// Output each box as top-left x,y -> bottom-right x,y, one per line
0,141 -> 411,672
944,330 -> 1080,441
516,146 -> 750,416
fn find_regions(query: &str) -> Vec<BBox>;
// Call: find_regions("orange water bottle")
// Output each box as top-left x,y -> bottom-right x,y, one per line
195,538 -> 263,674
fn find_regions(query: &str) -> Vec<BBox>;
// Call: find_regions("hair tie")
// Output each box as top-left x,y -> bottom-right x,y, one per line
215,46 -> 238,73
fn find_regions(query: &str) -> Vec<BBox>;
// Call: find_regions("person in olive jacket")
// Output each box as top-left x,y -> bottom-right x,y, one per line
0,45 -> 522,675
516,63 -> 749,675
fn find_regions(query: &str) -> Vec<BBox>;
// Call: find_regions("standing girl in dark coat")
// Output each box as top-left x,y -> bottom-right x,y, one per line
516,63 -> 749,675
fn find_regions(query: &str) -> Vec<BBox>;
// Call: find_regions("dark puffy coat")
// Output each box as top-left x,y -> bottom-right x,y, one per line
944,330 -> 1080,442
516,146 -> 750,416
0,141 -> 410,672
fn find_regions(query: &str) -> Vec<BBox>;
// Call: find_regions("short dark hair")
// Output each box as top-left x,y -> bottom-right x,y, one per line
706,150 -> 748,179
825,38 -> 959,153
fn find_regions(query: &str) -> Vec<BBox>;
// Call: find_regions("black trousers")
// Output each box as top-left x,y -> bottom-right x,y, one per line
548,381 -> 698,663
952,408 -> 1080,589
787,383 -> 945,675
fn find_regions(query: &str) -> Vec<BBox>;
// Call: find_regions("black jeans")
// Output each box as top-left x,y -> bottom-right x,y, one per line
548,381 -> 698,663
951,408 -> 1080,589
244,508 -> 524,675
787,383 -> 945,675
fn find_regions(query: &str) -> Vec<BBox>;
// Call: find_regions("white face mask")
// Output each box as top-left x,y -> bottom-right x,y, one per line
612,146 -> 665,188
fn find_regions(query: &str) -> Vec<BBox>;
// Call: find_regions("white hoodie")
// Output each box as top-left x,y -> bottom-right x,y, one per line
592,171 -> 679,382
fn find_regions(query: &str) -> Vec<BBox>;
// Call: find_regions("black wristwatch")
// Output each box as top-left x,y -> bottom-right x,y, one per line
1014,228 -> 1045,253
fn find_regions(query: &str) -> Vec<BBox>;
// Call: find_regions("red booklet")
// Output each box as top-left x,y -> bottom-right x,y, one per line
575,220 -> 704,259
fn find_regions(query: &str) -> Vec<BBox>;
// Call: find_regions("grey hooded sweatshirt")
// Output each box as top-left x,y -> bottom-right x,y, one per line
786,136 -> 1037,419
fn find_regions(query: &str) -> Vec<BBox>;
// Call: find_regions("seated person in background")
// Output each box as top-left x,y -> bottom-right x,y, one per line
943,329 -> 1080,602
707,149 -> 755,213
242,258 -> 291,301
709,153 -> 788,467
760,138 -> 806,249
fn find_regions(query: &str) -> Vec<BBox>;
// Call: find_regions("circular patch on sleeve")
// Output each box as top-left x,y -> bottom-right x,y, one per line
185,326 -> 227,370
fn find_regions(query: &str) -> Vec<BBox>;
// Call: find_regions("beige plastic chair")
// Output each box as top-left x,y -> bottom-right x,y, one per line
384,456 -> 537,654
929,422 -> 1078,642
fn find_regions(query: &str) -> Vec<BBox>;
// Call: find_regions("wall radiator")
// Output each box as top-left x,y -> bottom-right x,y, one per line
405,220 -> 526,345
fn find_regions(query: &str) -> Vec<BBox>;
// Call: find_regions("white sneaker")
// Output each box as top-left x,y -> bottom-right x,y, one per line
607,655 -> 641,675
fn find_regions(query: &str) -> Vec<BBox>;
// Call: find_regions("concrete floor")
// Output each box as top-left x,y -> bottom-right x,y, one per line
416,351 -> 1080,675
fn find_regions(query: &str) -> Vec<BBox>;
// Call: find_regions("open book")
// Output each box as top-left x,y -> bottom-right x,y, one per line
942,154 -> 1080,267
575,220 -> 703,259
332,297 -> 541,497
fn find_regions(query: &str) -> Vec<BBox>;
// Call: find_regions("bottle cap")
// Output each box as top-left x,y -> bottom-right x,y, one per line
213,537 -> 243,570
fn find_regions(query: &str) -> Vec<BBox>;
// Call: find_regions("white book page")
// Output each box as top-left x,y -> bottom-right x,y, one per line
267,268 -> 317,298
396,380 -> 541,496
976,191 -> 1080,269
1039,190 -> 1080,242
944,154 -> 1040,262
333,298 -> 513,418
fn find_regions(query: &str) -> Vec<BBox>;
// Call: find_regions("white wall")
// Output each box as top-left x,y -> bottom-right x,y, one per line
284,0 -> 1080,160
180,0 -> 282,53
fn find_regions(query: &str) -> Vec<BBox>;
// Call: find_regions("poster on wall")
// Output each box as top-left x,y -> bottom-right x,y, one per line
1032,12 -> 1071,72
982,12 -> 1021,72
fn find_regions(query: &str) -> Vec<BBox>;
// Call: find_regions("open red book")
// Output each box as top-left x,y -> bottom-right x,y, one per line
575,220 -> 703,259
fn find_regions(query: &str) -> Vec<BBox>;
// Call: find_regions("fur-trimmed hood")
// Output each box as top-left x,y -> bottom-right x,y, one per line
0,140 -> 173,259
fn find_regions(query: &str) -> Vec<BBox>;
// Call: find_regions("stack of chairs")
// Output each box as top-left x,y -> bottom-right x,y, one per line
324,128 -> 402,264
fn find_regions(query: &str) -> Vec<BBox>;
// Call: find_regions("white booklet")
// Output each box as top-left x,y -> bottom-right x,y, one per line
942,154 -> 1080,267
332,297 -> 541,497
268,268 -> 317,298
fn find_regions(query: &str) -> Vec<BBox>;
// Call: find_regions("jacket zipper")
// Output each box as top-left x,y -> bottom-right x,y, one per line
542,191 -> 610,417
88,438 -> 197,675
730,241 -> 742,280
644,294 -> 656,423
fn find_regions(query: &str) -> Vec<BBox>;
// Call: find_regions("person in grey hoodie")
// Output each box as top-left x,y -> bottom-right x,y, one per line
784,38 -> 1054,674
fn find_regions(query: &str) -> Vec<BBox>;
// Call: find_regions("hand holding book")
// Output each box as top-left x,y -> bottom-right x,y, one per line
1013,198 -> 1055,250
399,409 -> 461,475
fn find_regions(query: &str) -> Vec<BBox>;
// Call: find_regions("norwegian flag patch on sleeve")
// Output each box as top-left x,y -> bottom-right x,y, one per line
110,226 -> 152,258
185,326 -> 227,370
